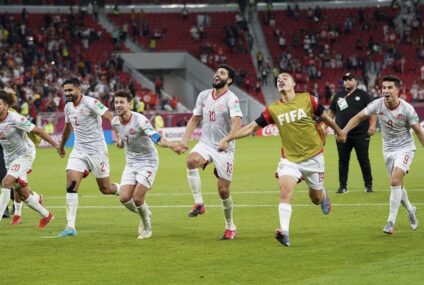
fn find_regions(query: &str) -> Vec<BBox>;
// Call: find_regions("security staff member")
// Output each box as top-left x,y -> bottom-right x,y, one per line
328,73 -> 376,193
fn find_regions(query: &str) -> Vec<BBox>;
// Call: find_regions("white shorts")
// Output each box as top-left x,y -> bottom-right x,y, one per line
276,153 -> 325,190
120,162 -> 158,189
191,142 -> 234,181
383,149 -> 415,177
67,150 -> 110,178
7,154 -> 35,186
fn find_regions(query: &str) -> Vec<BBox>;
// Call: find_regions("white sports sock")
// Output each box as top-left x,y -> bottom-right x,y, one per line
136,202 -> 151,230
0,188 -> 11,223
66,193 -> 78,229
401,187 -> 413,213
278,203 -> 292,234
388,186 -> 402,223
222,196 -> 236,230
123,199 -> 137,213
14,201 -> 23,216
24,194 -> 48,217
187,169 -> 203,204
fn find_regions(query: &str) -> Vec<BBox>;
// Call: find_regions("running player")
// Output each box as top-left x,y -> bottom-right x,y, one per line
0,90 -> 57,228
57,77 -> 120,237
176,64 -> 242,240
112,90 -> 179,239
342,75 -> 422,234
218,72 -> 345,246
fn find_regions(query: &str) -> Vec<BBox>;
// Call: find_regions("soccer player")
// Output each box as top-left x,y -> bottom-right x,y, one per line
112,90 -> 180,239
342,75 -> 422,234
218,72 -> 346,246
176,64 -> 242,240
57,77 -> 120,237
0,90 -> 57,228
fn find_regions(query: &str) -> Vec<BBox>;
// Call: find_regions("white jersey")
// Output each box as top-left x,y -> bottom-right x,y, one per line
0,111 -> 35,165
111,112 -> 159,166
193,88 -> 243,152
364,98 -> 419,152
64,95 -> 108,154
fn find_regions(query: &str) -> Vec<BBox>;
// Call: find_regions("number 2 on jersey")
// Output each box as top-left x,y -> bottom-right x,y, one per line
73,117 -> 80,126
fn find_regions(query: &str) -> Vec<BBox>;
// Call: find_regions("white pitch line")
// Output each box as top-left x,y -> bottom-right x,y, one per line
44,189 -> 424,199
42,203 -> 424,209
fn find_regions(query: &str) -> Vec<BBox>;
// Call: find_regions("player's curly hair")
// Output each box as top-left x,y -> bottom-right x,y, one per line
0,89 -> 17,107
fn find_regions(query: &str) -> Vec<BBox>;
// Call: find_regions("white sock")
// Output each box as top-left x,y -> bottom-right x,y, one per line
136,202 -> 151,230
24,194 -> 48,217
14,201 -> 23,216
278,203 -> 292,234
222,196 -> 236,230
0,188 -> 11,223
66,193 -> 78,229
113,183 -> 121,196
187,169 -> 203,204
401,187 -> 414,213
388,186 -> 402,223
123,199 -> 137,213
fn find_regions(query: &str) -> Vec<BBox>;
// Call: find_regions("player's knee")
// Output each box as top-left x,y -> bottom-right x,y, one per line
133,196 -> 145,206
67,181 -> 77,193
390,177 -> 402,187
186,158 -> 198,169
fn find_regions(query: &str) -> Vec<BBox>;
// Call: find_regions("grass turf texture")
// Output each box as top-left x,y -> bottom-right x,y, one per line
1,134 -> 423,284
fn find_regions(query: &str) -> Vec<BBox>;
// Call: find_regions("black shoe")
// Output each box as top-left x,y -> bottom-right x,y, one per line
365,186 -> 373,193
336,187 -> 348,194
2,207 -> 10,218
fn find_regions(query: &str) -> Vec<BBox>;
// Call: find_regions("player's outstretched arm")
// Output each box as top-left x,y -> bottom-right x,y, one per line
411,123 -> 424,148
31,126 -> 59,149
176,115 -> 201,153
368,114 -> 377,136
320,111 -> 346,143
58,123 -> 72,157
218,121 -> 260,152
343,110 -> 369,134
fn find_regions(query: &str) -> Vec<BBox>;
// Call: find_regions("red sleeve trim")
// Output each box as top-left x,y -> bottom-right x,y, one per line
309,95 -> 318,113
263,107 -> 274,124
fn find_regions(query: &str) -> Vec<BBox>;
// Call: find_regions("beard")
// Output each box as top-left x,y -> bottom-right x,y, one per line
212,79 -> 227,89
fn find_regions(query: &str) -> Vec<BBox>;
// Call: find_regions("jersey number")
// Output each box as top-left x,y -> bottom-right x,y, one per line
209,111 -> 216,122
11,164 -> 20,171
100,162 -> 105,172
73,117 -> 80,126
226,162 -> 233,175
403,154 -> 410,165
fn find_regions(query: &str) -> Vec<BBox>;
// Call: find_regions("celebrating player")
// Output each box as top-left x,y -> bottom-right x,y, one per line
57,77 -> 120,237
112,90 -> 180,239
218,72 -> 345,246
0,90 -> 57,228
176,64 -> 242,240
342,75 -> 422,234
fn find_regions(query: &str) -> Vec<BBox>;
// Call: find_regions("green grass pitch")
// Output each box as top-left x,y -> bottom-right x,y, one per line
1,134 -> 423,284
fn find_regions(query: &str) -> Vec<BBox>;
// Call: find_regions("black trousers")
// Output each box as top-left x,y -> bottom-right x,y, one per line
336,135 -> 372,188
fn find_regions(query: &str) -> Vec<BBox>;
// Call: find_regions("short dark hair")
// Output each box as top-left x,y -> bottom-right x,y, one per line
62,77 -> 81,87
217,64 -> 235,86
0,90 -> 12,106
382,75 -> 401,88
114,90 -> 132,102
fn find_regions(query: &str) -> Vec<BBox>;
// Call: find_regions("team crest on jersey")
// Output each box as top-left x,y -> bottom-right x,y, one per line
130,128 -> 136,135
397,114 -> 405,120
218,104 -> 225,110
